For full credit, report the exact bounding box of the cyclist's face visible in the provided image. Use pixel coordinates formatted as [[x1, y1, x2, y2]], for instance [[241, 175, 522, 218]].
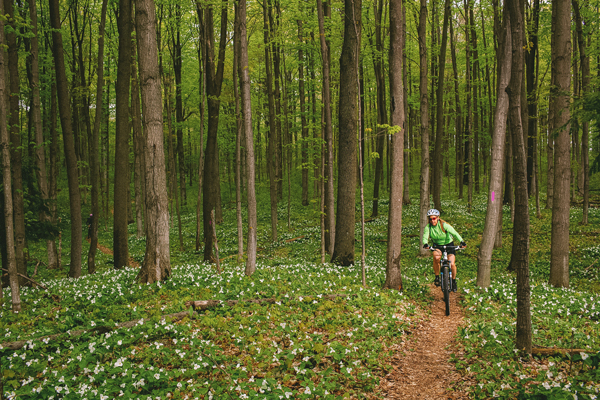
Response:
[[429, 216, 439, 225]]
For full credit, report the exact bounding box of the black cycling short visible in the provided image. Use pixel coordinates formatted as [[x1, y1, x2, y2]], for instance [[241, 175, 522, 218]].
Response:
[[432, 243, 456, 256]]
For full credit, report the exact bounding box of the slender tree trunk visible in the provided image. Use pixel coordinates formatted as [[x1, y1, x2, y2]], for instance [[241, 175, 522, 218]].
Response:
[[385, 0, 405, 291], [418, 0, 430, 257], [134, 0, 171, 283], [236, 0, 257, 275], [262, 0, 278, 242], [298, 20, 309, 207], [477, 3, 511, 288], [450, 19, 463, 200], [48, 83, 59, 270], [233, 6, 244, 262], [199, 1, 228, 261], [371, 0, 387, 218], [316, 0, 335, 255], [331, 0, 361, 266], [0, 0, 20, 311], [114, 0, 132, 269], [4, 0, 27, 284], [173, 6, 186, 206], [88, 0, 109, 274], [49, 0, 83, 278], [131, 24, 146, 239], [573, 0, 590, 225], [402, 3, 410, 206], [549, 0, 571, 288], [432, 0, 451, 211]]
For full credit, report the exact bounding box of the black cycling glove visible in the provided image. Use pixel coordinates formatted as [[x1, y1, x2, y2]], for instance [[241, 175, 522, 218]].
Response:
[[423, 244, 429, 249], [460, 241, 466, 247]]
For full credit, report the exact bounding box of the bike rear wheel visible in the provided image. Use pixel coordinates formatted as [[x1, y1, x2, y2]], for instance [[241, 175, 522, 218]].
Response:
[[442, 266, 450, 316]]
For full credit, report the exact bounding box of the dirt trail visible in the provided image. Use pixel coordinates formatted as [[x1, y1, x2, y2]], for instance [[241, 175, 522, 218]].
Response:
[[379, 284, 468, 399], [86, 238, 140, 268]]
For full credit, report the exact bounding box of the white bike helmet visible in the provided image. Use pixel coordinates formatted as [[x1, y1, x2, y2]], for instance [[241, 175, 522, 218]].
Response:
[[427, 209, 440, 217]]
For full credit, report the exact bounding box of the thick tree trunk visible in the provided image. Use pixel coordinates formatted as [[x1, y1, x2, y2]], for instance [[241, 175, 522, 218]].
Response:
[[385, 0, 405, 291], [549, 0, 571, 288], [131, 28, 146, 239], [114, 0, 132, 269], [49, 0, 83, 279], [477, 4, 511, 288], [331, 0, 361, 266], [134, 0, 171, 283], [418, 0, 430, 257], [316, 0, 335, 255], [506, 0, 531, 354]]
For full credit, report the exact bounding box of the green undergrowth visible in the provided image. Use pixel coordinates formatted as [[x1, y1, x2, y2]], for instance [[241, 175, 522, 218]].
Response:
[[2, 195, 600, 399]]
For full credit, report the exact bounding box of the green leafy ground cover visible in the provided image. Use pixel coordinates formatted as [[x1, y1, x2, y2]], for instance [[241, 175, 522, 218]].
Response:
[[2, 195, 600, 399]]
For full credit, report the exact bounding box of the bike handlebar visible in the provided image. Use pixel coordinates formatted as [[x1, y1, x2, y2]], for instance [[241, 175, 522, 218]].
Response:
[[426, 244, 464, 251]]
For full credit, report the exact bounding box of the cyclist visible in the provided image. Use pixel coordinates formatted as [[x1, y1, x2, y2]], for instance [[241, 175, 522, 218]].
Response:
[[422, 209, 466, 292]]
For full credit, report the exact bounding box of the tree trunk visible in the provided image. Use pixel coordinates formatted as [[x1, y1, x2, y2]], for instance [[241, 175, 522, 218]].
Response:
[[173, 6, 186, 206], [331, 0, 361, 266], [134, 0, 171, 283], [371, 0, 387, 218], [432, 0, 451, 212], [236, 0, 257, 275], [573, 0, 589, 225], [0, 0, 20, 311], [549, 0, 571, 288], [262, 0, 278, 242], [88, 0, 109, 274], [316, 0, 335, 255], [131, 24, 146, 239], [506, 0, 531, 354], [199, 1, 228, 261], [418, 0, 430, 257], [233, 6, 244, 263], [477, 3, 511, 288], [4, 0, 28, 285], [384, 0, 405, 291], [49, 0, 83, 279], [114, 0, 132, 269], [298, 20, 309, 207]]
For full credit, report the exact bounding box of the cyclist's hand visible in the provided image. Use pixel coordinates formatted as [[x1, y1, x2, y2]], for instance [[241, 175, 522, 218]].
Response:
[[460, 241, 466, 249], [423, 244, 430, 250]]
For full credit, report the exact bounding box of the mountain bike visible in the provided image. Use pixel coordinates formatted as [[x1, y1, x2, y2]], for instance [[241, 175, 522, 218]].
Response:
[[429, 244, 463, 316]]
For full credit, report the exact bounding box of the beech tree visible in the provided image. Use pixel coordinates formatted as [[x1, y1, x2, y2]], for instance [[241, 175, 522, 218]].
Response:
[[549, 0, 571, 288], [135, 0, 171, 283]]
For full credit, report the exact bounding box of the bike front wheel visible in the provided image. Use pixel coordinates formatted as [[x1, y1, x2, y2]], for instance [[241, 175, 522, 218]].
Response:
[[442, 266, 450, 316]]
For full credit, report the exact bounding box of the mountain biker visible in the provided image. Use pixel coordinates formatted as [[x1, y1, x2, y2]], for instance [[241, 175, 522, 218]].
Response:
[[422, 209, 466, 292]]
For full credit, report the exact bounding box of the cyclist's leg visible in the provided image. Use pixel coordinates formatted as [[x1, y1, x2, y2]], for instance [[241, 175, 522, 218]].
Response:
[[433, 249, 442, 275], [449, 254, 457, 279]]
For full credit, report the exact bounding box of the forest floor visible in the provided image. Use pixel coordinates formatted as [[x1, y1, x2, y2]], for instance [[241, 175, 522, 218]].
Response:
[[379, 284, 470, 399], [86, 237, 140, 268]]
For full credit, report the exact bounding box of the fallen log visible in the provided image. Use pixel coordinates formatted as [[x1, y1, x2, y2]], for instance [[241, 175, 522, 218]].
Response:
[[532, 347, 596, 357], [1, 268, 51, 292]]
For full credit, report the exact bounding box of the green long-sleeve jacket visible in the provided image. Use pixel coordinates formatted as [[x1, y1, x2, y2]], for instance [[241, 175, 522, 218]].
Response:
[[422, 221, 464, 246]]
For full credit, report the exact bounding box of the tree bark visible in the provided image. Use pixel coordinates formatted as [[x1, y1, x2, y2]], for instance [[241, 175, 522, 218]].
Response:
[[134, 0, 171, 283], [298, 20, 309, 207], [233, 6, 244, 263], [131, 23, 146, 239], [88, 0, 109, 274], [114, 0, 132, 269], [418, 0, 430, 257], [0, 0, 20, 311], [477, 3, 511, 288], [384, 0, 405, 291], [331, 0, 361, 266], [49, 0, 83, 279], [506, 0, 531, 354], [236, 0, 257, 275], [432, 0, 451, 212], [549, 0, 571, 288], [316, 0, 335, 255], [199, 0, 228, 261]]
